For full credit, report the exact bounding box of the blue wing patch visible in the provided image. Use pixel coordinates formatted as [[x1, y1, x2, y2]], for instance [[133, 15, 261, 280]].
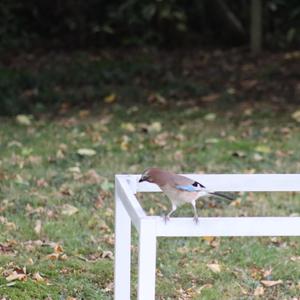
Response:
[[175, 185, 198, 192]]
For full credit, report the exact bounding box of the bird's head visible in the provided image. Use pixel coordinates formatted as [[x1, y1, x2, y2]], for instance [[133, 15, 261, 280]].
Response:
[[139, 168, 157, 183]]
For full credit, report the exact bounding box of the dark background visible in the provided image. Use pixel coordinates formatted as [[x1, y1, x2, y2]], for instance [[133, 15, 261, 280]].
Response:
[[0, 0, 299, 115]]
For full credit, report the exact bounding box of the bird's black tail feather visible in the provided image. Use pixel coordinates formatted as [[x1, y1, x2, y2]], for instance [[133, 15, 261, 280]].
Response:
[[209, 192, 234, 201]]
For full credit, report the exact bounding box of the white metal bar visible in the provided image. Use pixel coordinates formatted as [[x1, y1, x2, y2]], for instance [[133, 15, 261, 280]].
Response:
[[116, 175, 146, 231], [137, 219, 157, 300], [136, 174, 300, 192], [114, 182, 132, 300], [153, 217, 300, 237]]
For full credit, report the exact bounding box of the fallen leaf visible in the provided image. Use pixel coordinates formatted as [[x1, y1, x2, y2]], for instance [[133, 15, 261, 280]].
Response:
[[291, 110, 300, 122], [5, 267, 27, 282], [255, 145, 271, 154], [201, 93, 220, 102], [146, 122, 162, 133], [101, 250, 114, 259], [104, 93, 117, 103], [26, 258, 34, 265], [153, 132, 169, 147], [253, 153, 264, 161], [34, 220, 42, 235], [6, 271, 27, 282], [241, 80, 258, 89], [54, 244, 64, 254], [290, 256, 300, 261], [61, 204, 79, 216], [78, 110, 90, 118], [147, 93, 167, 105], [229, 198, 241, 207], [196, 283, 213, 295], [205, 138, 219, 144], [33, 272, 45, 282], [254, 286, 264, 296], [104, 281, 114, 292], [83, 169, 103, 184], [204, 113, 216, 121], [46, 253, 60, 260], [16, 115, 32, 126], [120, 135, 130, 151], [68, 167, 81, 174], [207, 263, 221, 273], [60, 254, 68, 261], [261, 280, 283, 287], [121, 122, 136, 132], [77, 148, 96, 156]]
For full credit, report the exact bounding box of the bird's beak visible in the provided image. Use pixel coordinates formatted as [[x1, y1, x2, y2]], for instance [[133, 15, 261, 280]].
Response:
[[139, 177, 144, 183]]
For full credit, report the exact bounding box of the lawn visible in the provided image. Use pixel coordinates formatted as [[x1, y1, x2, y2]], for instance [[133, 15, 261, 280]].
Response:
[[0, 50, 299, 299]]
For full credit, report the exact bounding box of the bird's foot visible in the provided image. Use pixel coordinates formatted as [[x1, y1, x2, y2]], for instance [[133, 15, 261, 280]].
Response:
[[162, 214, 170, 224], [193, 216, 199, 224]]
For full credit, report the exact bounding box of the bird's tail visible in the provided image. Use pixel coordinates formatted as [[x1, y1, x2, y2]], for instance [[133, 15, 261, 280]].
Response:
[[209, 192, 234, 201]]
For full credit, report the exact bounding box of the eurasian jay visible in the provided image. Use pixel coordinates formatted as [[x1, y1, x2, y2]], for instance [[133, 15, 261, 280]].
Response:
[[139, 167, 232, 223]]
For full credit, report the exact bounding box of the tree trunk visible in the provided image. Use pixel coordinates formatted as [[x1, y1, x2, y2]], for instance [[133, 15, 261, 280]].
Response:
[[250, 0, 262, 54]]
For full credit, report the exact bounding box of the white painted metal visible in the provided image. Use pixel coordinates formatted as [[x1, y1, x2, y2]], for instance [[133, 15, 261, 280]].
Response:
[[136, 174, 300, 192], [114, 174, 300, 300], [114, 182, 132, 300], [137, 219, 157, 300], [116, 176, 146, 231], [152, 217, 300, 237]]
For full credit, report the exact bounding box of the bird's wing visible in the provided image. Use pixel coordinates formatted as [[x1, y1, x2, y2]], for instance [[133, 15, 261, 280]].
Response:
[[170, 174, 203, 192], [175, 185, 200, 192]]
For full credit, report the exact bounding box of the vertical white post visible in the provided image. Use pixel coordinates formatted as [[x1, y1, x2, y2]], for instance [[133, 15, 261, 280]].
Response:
[[137, 219, 157, 300], [114, 180, 131, 300]]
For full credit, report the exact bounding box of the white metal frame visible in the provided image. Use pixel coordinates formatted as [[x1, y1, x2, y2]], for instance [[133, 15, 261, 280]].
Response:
[[114, 174, 300, 300]]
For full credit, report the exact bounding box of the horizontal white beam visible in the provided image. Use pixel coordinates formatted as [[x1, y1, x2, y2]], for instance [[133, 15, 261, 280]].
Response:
[[115, 175, 146, 231], [135, 174, 300, 192], [152, 217, 300, 237]]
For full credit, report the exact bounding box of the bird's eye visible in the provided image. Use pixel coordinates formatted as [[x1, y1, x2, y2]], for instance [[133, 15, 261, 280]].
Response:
[[192, 181, 205, 188]]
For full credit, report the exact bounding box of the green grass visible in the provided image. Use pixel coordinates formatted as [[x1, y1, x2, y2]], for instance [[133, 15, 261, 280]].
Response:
[[0, 51, 300, 299]]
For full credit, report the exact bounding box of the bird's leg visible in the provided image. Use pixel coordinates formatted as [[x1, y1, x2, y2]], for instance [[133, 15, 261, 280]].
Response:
[[192, 201, 199, 224], [163, 203, 177, 223]]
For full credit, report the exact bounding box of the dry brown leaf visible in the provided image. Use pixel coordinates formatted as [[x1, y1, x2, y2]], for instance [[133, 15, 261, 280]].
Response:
[[261, 280, 283, 287], [60, 254, 68, 261], [83, 170, 103, 184], [149, 121, 162, 132], [207, 263, 221, 273], [78, 110, 90, 119], [77, 148, 96, 156], [101, 250, 114, 260], [34, 220, 42, 234], [196, 283, 213, 295], [16, 115, 32, 126], [202, 93, 220, 102], [153, 132, 169, 147], [61, 204, 78, 216], [254, 286, 264, 296], [121, 122, 136, 132], [5, 267, 27, 282], [36, 178, 48, 187], [291, 110, 300, 122], [204, 113, 216, 121], [6, 271, 27, 282], [46, 253, 60, 260], [290, 256, 300, 261], [120, 135, 130, 151], [33, 272, 45, 282], [54, 244, 64, 254], [104, 93, 117, 104]]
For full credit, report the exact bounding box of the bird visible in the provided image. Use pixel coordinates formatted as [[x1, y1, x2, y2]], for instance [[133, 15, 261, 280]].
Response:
[[139, 167, 233, 223]]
